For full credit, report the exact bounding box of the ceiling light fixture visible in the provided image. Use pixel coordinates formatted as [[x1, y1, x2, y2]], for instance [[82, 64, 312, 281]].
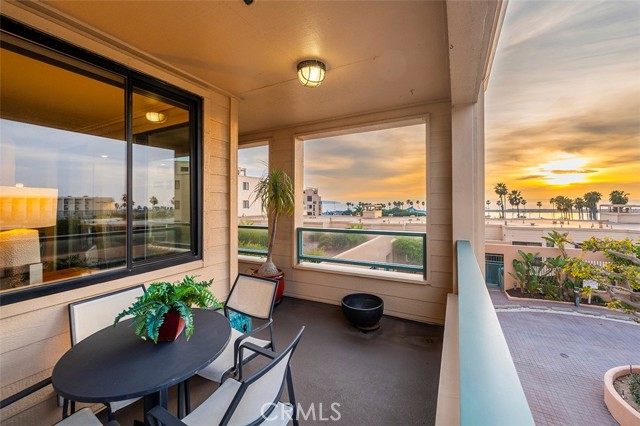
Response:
[[146, 112, 167, 123], [297, 60, 326, 88]]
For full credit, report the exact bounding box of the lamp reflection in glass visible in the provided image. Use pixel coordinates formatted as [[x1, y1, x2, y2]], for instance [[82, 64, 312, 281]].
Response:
[[145, 112, 167, 123], [0, 185, 58, 289], [297, 60, 326, 88]]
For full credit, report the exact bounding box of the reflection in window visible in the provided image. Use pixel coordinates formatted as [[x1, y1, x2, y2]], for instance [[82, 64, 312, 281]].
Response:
[[0, 30, 199, 295], [132, 92, 192, 262]]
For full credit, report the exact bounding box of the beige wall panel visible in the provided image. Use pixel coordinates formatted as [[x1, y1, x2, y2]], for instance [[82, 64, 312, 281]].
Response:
[[431, 255, 454, 273], [210, 123, 230, 143], [208, 141, 231, 160], [431, 146, 453, 163], [430, 224, 452, 240], [0, 388, 60, 426], [1, 305, 68, 354], [431, 177, 452, 194], [204, 174, 229, 195], [290, 268, 448, 302], [429, 208, 453, 225], [1, 334, 68, 388], [430, 161, 453, 178], [207, 192, 230, 211], [210, 103, 231, 125], [208, 156, 230, 177], [284, 280, 446, 324], [205, 210, 229, 228]]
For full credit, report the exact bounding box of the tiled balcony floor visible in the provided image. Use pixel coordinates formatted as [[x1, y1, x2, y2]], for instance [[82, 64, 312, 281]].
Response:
[[114, 297, 443, 425], [492, 289, 640, 426]]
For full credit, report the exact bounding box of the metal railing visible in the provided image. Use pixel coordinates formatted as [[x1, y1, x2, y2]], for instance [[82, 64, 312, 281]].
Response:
[[238, 225, 268, 256], [457, 240, 534, 425], [297, 227, 426, 279]]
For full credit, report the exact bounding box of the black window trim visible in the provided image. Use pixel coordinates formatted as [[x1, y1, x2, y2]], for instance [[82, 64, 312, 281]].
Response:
[[0, 16, 204, 306]]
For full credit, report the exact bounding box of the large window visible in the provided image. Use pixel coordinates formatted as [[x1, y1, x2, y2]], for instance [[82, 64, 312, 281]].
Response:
[[0, 20, 202, 302], [300, 120, 427, 278]]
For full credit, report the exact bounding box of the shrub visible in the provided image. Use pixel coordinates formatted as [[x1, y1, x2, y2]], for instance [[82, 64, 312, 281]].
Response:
[[392, 237, 423, 265], [318, 233, 367, 252], [238, 228, 268, 249], [629, 373, 640, 405]]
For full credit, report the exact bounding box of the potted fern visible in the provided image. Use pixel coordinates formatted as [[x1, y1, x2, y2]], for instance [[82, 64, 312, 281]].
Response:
[[114, 275, 220, 343], [251, 169, 295, 303]]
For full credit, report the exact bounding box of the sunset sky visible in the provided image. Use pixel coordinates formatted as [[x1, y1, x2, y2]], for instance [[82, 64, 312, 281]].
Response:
[[240, 0, 639, 210], [485, 0, 640, 206]]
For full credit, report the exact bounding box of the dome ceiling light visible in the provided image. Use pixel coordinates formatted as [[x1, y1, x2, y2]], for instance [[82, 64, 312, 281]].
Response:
[[297, 60, 326, 88]]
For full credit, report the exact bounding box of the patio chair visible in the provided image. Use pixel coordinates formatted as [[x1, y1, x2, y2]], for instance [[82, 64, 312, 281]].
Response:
[[54, 407, 119, 426], [65, 285, 145, 420], [146, 326, 305, 426], [196, 273, 278, 384]]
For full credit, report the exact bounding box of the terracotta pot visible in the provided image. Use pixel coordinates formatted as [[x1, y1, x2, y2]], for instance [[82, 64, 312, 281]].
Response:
[[250, 269, 285, 305], [157, 309, 186, 342]]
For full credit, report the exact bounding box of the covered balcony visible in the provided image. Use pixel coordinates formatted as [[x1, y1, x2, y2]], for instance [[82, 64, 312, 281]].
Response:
[[0, 1, 533, 425]]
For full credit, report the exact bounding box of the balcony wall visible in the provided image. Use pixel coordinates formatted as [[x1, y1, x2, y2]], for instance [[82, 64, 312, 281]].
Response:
[[240, 102, 453, 325], [0, 6, 236, 425]]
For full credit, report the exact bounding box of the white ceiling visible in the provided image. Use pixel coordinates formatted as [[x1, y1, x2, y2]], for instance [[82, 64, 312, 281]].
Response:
[[29, 0, 453, 135]]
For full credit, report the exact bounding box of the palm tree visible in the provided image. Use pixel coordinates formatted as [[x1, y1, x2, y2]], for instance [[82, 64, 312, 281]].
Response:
[[521, 199, 527, 218], [494, 183, 508, 219], [549, 197, 557, 219], [507, 190, 521, 218], [421, 201, 425, 209], [486, 200, 491, 213], [536, 201, 542, 218], [583, 191, 602, 220], [387, 202, 392, 209], [609, 190, 630, 212], [149, 195, 158, 209], [574, 197, 585, 220]]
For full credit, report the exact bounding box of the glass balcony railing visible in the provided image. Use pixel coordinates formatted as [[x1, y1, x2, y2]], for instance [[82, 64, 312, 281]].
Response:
[[297, 227, 426, 279], [238, 225, 268, 257]]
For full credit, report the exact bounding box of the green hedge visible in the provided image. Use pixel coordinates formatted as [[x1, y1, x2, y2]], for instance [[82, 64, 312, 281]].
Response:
[[238, 228, 268, 250], [392, 237, 423, 265]]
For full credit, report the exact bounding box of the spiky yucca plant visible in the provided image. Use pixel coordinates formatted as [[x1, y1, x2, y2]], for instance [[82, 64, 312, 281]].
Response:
[[253, 169, 295, 277], [114, 276, 220, 343]]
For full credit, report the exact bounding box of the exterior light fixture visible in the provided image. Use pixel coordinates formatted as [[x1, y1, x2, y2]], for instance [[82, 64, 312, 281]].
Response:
[[145, 112, 167, 123], [297, 60, 326, 88]]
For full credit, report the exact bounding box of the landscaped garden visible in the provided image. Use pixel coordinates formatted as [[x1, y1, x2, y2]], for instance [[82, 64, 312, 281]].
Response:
[[507, 231, 640, 318]]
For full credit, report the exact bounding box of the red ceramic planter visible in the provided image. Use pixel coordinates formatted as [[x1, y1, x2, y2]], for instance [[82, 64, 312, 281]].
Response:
[[157, 309, 186, 342]]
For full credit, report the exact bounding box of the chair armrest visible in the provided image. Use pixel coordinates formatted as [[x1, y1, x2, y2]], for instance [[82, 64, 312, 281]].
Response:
[[237, 341, 278, 379], [146, 405, 187, 426], [239, 341, 278, 360], [232, 319, 273, 360]]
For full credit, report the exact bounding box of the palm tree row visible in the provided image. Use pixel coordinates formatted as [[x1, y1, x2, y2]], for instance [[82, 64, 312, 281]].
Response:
[[491, 184, 631, 220]]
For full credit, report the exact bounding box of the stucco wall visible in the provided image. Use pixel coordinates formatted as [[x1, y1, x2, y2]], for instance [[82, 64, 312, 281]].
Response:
[[239, 102, 453, 325], [0, 6, 235, 425]]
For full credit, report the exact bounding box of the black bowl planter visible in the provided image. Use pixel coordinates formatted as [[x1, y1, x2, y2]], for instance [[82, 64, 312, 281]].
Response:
[[341, 293, 384, 332]]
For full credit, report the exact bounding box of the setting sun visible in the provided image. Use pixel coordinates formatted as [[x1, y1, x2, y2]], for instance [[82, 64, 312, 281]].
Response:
[[538, 156, 594, 186]]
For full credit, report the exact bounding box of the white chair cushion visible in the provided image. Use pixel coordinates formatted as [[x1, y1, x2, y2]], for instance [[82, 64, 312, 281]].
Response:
[[196, 327, 271, 383], [55, 408, 102, 426], [109, 397, 140, 413], [182, 378, 292, 426], [181, 379, 241, 426]]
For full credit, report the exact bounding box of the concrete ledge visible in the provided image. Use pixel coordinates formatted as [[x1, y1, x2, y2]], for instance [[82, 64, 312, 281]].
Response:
[[603, 365, 640, 426]]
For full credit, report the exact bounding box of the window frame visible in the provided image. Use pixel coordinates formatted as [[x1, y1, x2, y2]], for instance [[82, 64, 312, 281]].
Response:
[[0, 16, 204, 306]]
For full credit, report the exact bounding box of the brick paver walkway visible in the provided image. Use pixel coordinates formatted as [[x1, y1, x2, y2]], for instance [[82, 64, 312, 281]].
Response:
[[490, 289, 640, 426]]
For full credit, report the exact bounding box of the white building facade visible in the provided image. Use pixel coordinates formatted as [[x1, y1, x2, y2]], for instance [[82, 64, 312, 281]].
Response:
[[303, 188, 322, 216], [237, 168, 264, 218]]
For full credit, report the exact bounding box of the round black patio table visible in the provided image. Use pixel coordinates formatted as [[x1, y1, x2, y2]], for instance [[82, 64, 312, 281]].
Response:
[[52, 308, 230, 421]]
